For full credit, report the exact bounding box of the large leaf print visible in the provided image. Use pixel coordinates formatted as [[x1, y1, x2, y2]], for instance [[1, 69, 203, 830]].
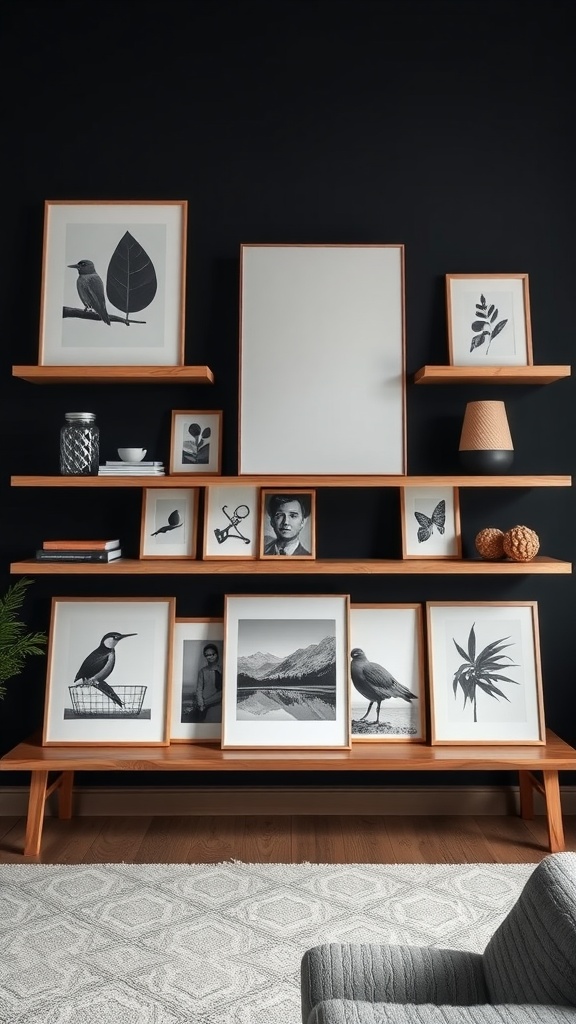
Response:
[[106, 231, 157, 314]]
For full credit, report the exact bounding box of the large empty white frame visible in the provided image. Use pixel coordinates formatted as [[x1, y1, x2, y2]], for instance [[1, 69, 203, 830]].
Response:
[[239, 244, 406, 475]]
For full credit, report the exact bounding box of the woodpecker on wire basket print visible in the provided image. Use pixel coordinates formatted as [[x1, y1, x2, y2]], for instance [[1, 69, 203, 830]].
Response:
[[69, 630, 147, 717]]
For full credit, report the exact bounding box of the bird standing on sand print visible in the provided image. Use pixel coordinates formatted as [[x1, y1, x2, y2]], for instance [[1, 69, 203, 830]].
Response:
[[73, 631, 136, 708], [68, 259, 111, 325], [350, 647, 418, 725]]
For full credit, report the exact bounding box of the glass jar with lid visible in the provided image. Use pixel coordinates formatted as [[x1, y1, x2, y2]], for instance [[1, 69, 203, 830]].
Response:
[[60, 412, 100, 476]]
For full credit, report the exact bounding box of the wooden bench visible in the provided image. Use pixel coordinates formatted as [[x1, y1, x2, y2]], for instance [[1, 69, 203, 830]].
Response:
[[2, 729, 576, 857]]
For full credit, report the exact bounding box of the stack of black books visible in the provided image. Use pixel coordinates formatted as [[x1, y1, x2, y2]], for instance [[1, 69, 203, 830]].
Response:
[[35, 539, 122, 563]]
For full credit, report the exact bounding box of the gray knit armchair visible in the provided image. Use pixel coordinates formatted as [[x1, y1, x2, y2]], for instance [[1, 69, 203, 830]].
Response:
[[301, 853, 576, 1024]]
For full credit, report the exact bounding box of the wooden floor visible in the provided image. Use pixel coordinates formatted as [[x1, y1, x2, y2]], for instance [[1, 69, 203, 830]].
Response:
[[0, 814, 575, 864]]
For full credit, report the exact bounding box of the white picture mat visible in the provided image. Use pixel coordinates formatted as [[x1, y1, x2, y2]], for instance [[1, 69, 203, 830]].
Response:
[[44, 599, 173, 744], [223, 594, 350, 748], [427, 603, 543, 743], [447, 276, 529, 366], [40, 202, 186, 365], [350, 605, 425, 740], [170, 619, 224, 741], [239, 245, 405, 474], [203, 485, 259, 558], [141, 489, 197, 557], [401, 487, 460, 558]]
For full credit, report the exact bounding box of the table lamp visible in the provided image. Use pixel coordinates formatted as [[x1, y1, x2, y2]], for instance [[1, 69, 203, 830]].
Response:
[[459, 400, 514, 473]]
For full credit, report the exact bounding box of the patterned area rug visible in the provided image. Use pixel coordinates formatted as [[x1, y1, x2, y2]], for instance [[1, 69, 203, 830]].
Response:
[[0, 861, 536, 1024]]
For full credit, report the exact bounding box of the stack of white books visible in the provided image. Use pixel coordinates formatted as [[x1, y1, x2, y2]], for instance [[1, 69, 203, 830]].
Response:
[[98, 460, 165, 476]]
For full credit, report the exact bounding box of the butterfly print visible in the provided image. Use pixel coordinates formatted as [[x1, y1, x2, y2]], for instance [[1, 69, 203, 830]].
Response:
[[414, 499, 446, 543]]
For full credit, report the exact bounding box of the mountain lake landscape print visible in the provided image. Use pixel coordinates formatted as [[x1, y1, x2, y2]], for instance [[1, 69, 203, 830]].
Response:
[[236, 618, 337, 721]]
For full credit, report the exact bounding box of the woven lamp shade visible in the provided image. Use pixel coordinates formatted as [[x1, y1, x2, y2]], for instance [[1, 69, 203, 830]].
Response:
[[459, 401, 513, 451], [459, 400, 514, 473]]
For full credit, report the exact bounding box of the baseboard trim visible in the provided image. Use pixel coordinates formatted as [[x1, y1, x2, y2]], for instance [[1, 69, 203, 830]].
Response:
[[0, 785, 575, 817]]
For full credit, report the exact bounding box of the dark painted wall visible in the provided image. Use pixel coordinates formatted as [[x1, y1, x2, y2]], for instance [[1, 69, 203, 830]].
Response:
[[1, 0, 574, 788]]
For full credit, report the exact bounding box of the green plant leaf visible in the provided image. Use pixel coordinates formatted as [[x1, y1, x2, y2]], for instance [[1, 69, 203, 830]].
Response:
[[0, 578, 47, 692]]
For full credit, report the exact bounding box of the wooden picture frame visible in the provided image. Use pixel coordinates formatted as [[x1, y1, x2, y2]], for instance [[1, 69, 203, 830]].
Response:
[[222, 593, 351, 749], [170, 618, 224, 742], [400, 486, 462, 559], [350, 604, 426, 742], [169, 410, 222, 475], [446, 273, 533, 367], [140, 488, 198, 559], [202, 484, 260, 559], [259, 489, 316, 559], [239, 244, 406, 474], [38, 200, 187, 366], [43, 597, 175, 746], [426, 601, 545, 745]]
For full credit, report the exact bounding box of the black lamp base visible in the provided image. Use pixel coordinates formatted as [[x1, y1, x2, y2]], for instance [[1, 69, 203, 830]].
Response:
[[459, 450, 514, 474]]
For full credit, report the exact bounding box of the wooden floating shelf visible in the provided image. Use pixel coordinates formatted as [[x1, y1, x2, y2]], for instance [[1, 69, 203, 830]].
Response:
[[414, 365, 571, 385], [12, 365, 215, 385], [10, 474, 572, 488], [10, 556, 571, 575]]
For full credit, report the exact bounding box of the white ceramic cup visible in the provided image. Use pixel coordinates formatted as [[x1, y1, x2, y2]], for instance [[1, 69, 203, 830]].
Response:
[[118, 447, 147, 462]]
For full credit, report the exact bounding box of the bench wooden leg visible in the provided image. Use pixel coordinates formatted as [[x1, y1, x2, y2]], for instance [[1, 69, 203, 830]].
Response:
[[518, 770, 534, 819], [58, 771, 74, 819], [543, 770, 565, 853], [24, 771, 49, 857]]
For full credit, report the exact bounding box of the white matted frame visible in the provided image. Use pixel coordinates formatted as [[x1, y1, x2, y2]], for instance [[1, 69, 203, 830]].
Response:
[[426, 601, 545, 745], [260, 489, 316, 559], [43, 597, 175, 746], [446, 273, 533, 366], [400, 486, 462, 559], [39, 200, 187, 366], [350, 604, 426, 742], [239, 244, 406, 474], [170, 618, 224, 742], [169, 410, 222, 475], [203, 484, 259, 559], [222, 594, 350, 749], [140, 488, 198, 559]]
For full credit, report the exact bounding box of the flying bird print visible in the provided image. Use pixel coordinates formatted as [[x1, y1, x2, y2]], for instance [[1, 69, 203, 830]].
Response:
[[68, 259, 111, 325], [151, 509, 183, 536], [350, 647, 418, 725], [414, 499, 445, 543], [73, 631, 136, 708]]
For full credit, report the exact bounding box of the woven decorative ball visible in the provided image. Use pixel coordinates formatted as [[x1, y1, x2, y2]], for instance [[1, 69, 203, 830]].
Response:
[[475, 527, 506, 560], [503, 524, 540, 562]]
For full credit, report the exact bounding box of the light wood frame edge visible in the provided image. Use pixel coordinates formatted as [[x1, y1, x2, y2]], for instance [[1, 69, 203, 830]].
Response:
[[425, 600, 545, 745], [42, 595, 176, 747], [169, 409, 223, 476], [38, 200, 188, 367], [258, 488, 317, 559], [139, 487, 199, 559], [221, 592, 351, 750], [445, 272, 533, 367], [350, 603, 427, 743]]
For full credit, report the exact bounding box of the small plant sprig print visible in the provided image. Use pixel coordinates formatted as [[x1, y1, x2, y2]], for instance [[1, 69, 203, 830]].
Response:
[[183, 422, 211, 464], [470, 294, 508, 354], [452, 623, 519, 723]]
